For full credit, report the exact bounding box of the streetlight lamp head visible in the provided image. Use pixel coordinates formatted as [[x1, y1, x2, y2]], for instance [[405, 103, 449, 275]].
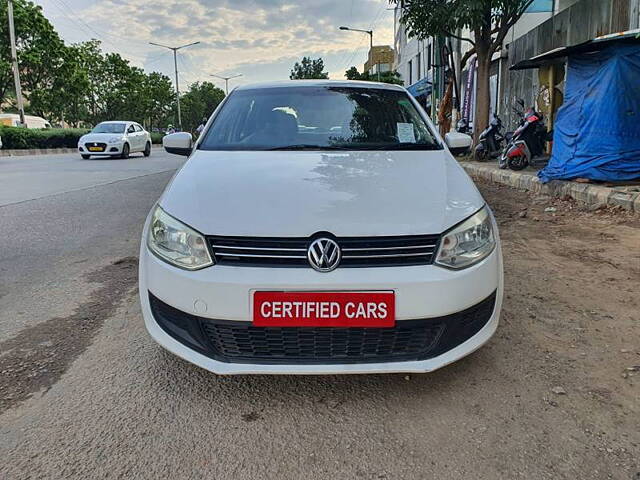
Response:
[[339, 26, 349, 30]]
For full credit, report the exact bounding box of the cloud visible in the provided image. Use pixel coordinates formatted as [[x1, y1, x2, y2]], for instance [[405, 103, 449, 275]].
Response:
[[39, 0, 394, 86]]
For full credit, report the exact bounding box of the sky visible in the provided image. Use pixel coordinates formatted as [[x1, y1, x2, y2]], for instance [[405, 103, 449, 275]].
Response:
[[36, 0, 395, 91]]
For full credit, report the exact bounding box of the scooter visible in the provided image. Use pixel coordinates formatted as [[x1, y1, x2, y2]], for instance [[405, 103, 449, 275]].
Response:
[[474, 114, 505, 162], [500, 103, 551, 171], [456, 118, 471, 135]]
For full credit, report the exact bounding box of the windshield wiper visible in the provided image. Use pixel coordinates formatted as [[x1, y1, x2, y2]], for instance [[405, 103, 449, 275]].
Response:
[[267, 144, 350, 151], [366, 143, 442, 151]]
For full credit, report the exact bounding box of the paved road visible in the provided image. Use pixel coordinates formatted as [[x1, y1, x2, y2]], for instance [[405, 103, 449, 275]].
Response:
[[0, 148, 180, 207], [1, 155, 638, 479], [0, 150, 185, 343]]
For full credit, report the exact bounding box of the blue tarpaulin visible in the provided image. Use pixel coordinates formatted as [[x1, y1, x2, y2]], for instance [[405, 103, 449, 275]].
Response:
[[539, 43, 640, 183]]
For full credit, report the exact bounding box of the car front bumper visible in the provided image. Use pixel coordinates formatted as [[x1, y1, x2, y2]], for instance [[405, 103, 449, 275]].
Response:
[[78, 142, 124, 155], [139, 228, 503, 375]]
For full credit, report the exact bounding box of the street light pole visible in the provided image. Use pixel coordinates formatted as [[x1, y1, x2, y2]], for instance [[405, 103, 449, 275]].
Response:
[[7, 0, 26, 126], [210, 73, 243, 95], [339, 26, 379, 81], [149, 41, 200, 130]]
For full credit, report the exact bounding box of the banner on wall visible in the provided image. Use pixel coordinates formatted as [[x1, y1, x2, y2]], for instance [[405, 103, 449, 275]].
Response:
[[461, 56, 477, 122]]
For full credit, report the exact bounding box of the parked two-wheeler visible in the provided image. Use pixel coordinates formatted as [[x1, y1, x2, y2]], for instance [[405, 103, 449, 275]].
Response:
[[456, 118, 471, 135], [500, 102, 552, 171], [474, 114, 505, 162]]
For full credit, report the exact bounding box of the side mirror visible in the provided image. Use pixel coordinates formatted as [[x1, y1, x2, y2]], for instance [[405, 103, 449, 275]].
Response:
[[163, 132, 193, 156], [444, 132, 472, 156]]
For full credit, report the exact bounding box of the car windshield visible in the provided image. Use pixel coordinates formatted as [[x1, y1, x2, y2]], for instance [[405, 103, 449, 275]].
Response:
[[199, 86, 441, 151], [92, 123, 126, 134]]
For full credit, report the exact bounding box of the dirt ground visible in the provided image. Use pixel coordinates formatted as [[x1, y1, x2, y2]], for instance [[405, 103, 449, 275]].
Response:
[[474, 178, 640, 477], [1, 177, 639, 480]]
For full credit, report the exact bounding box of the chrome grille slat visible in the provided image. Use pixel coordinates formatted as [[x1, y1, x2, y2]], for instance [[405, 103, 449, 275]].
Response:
[[216, 253, 307, 259], [342, 252, 433, 259], [212, 245, 306, 252], [342, 245, 436, 252], [207, 235, 440, 268]]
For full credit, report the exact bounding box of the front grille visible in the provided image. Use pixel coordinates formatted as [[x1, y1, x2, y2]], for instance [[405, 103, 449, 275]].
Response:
[[149, 291, 496, 365], [85, 142, 107, 152], [202, 322, 445, 362], [208, 235, 440, 268]]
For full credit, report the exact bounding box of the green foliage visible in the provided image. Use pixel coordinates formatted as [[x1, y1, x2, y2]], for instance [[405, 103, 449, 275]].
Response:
[[0, 1, 176, 130], [391, 0, 534, 137], [344, 66, 403, 85], [290, 57, 329, 80], [150, 132, 164, 144], [178, 81, 225, 132], [391, 0, 534, 49], [0, 126, 89, 149]]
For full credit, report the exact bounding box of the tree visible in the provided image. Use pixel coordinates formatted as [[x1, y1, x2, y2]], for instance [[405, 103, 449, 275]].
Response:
[[0, 1, 182, 129], [290, 57, 329, 80], [178, 81, 225, 132], [344, 66, 403, 85], [392, 0, 534, 139], [0, 0, 66, 110], [141, 72, 175, 130]]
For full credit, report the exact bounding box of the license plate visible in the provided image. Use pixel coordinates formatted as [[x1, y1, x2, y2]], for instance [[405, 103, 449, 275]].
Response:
[[253, 291, 395, 328], [88, 146, 103, 151]]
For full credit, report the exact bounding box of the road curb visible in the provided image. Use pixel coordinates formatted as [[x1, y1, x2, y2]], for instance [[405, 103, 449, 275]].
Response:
[[0, 145, 164, 157], [461, 161, 640, 214]]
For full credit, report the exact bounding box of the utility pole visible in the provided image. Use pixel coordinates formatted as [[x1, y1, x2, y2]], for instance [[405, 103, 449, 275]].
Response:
[[339, 26, 379, 81], [7, 0, 26, 126], [210, 73, 243, 95], [149, 41, 200, 130]]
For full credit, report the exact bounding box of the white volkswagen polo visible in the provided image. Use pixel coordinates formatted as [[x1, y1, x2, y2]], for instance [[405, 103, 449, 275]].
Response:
[[140, 80, 503, 375]]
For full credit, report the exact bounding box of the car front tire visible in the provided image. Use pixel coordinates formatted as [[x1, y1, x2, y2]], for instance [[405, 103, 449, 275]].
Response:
[[120, 143, 130, 159], [143, 142, 151, 157]]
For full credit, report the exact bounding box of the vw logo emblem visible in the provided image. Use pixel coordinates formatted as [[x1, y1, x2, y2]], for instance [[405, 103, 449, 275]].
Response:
[[307, 238, 341, 272]]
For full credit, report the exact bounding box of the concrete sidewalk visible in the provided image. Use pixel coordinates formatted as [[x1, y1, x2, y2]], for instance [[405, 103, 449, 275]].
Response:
[[461, 161, 640, 213]]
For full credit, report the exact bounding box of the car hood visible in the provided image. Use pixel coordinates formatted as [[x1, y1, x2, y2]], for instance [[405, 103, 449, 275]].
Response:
[[160, 150, 485, 237], [80, 133, 124, 142]]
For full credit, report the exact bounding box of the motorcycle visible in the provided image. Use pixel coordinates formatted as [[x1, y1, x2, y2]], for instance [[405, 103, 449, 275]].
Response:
[[500, 101, 552, 171], [456, 117, 471, 135], [474, 114, 505, 162]]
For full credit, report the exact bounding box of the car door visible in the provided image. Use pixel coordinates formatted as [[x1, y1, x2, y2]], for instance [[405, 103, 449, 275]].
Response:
[[125, 124, 137, 150], [135, 124, 148, 150]]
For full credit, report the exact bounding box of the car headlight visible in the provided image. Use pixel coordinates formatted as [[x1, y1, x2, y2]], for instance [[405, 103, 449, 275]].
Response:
[[108, 137, 123, 144], [435, 206, 495, 269], [147, 206, 213, 270]]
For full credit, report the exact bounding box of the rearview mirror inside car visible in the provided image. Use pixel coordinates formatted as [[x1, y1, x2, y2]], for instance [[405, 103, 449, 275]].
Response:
[[163, 132, 193, 156], [444, 132, 472, 156]]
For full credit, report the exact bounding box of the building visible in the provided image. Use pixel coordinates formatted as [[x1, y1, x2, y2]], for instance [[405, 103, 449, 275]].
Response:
[[364, 45, 395, 77], [393, 8, 434, 90], [393, 0, 639, 128]]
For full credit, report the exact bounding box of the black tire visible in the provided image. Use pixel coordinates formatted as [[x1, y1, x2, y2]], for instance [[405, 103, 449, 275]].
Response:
[[120, 143, 130, 159], [508, 155, 528, 171], [143, 142, 151, 157], [474, 145, 488, 162], [81, 154, 91, 160]]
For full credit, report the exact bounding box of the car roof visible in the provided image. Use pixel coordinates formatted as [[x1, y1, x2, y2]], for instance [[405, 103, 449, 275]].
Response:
[[234, 79, 406, 92], [98, 120, 134, 124]]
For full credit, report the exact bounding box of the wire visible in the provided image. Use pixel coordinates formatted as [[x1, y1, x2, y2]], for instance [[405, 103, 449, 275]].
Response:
[[45, 0, 150, 61], [336, 0, 388, 73], [145, 51, 171, 66], [55, 0, 151, 49]]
